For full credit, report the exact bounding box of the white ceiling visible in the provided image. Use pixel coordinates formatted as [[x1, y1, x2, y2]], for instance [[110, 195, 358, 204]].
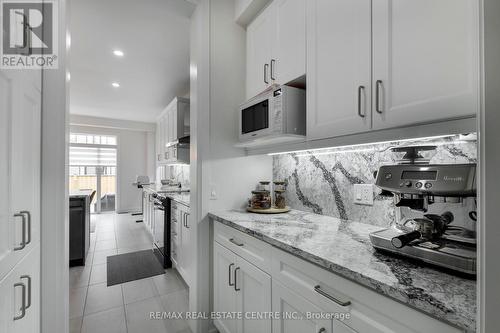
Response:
[[69, 0, 195, 122]]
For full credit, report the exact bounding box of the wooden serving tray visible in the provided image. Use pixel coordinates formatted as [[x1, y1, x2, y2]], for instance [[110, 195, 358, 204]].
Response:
[[246, 206, 291, 214]]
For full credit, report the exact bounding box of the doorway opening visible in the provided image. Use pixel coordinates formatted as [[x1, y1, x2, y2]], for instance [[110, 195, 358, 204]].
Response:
[[69, 133, 117, 213]]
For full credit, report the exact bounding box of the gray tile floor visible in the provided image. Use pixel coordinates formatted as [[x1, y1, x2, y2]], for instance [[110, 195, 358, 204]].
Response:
[[69, 212, 191, 333]]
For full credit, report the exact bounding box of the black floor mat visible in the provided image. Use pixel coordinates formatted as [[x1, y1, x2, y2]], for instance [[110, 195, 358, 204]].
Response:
[[106, 250, 165, 286]]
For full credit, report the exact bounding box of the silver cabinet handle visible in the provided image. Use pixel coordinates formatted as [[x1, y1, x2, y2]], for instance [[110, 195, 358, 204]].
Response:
[[318, 328, 326, 333], [375, 80, 383, 113], [234, 267, 241, 291], [270, 59, 276, 80], [264, 64, 269, 84], [185, 213, 190, 229], [165, 151, 169, 160], [14, 213, 27, 251], [13, 282, 26, 320], [157, 154, 161, 161], [357, 86, 365, 118], [314, 285, 351, 307], [229, 238, 244, 247], [20, 275, 31, 309], [20, 211, 31, 245], [228, 263, 235, 286]]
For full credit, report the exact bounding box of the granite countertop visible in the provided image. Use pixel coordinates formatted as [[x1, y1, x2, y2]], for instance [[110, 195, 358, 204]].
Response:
[[208, 209, 476, 332], [142, 184, 190, 207], [168, 193, 190, 207], [69, 189, 94, 198]]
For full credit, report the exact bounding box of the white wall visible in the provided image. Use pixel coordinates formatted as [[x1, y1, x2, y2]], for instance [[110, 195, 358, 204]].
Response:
[[70, 117, 155, 213], [189, 1, 272, 332]]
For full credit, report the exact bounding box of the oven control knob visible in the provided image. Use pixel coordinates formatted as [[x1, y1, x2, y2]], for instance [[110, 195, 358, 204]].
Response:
[[415, 182, 423, 189], [404, 181, 412, 188], [425, 183, 433, 189]]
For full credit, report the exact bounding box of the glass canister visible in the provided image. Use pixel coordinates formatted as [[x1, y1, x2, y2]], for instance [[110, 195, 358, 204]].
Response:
[[251, 190, 272, 209], [274, 189, 286, 209], [273, 181, 287, 209], [251, 181, 271, 209]]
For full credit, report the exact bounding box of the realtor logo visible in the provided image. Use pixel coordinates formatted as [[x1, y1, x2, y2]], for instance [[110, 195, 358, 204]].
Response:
[[1, 0, 58, 69]]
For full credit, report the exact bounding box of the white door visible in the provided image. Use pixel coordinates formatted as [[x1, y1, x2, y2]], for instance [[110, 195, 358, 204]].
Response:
[[272, 280, 333, 333], [275, 0, 306, 85], [307, 0, 372, 140], [246, 4, 276, 99], [213, 242, 237, 333], [10, 246, 40, 333], [0, 70, 41, 281], [0, 245, 40, 333], [178, 206, 191, 285], [235, 256, 272, 333], [372, 0, 479, 129]]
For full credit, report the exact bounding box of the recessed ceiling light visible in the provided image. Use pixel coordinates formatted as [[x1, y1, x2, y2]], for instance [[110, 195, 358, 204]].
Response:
[[112, 82, 120, 88], [113, 50, 124, 57]]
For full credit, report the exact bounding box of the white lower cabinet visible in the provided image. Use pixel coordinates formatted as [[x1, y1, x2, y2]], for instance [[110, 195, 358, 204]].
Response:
[[176, 203, 191, 285], [212, 221, 463, 333], [0, 246, 40, 333], [272, 280, 355, 333], [213, 242, 272, 333]]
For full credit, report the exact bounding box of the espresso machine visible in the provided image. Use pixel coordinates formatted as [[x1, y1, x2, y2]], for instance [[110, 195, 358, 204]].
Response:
[[369, 146, 477, 275]]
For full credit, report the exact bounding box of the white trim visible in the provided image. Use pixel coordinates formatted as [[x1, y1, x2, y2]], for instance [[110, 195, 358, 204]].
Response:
[[70, 114, 156, 132], [40, 0, 69, 332]]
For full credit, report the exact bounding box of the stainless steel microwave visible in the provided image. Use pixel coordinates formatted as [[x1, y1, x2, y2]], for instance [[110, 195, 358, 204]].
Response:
[[238, 85, 306, 142]]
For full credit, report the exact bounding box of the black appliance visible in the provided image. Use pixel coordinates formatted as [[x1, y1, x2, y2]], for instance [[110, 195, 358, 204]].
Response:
[[151, 193, 173, 269]]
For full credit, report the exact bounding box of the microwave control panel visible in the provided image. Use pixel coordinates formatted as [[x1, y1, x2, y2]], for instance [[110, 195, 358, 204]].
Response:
[[272, 89, 283, 133]]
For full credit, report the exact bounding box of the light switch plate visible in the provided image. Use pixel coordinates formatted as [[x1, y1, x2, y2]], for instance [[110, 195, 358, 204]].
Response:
[[209, 184, 218, 200], [353, 184, 374, 206]]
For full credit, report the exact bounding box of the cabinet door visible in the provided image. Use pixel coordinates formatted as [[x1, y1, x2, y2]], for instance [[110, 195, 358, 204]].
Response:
[[0, 247, 40, 333], [274, 0, 306, 85], [213, 242, 237, 333], [306, 0, 372, 140], [235, 256, 272, 333], [10, 247, 40, 333], [372, 0, 479, 129], [246, 4, 276, 99], [272, 280, 332, 333], [0, 71, 41, 280], [178, 208, 191, 285]]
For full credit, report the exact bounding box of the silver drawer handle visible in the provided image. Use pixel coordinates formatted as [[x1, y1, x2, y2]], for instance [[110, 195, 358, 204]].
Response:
[[20, 211, 31, 245], [357, 85, 365, 118], [234, 267, 241, 291], [14, 213, 27, 251], [20, 275, 31, 309], [375, 79, 383, 114], [314, 285, 351, 307], [228, 263, 235, 286], [229, 238, 244, 247], [13, 282, 26, 320]]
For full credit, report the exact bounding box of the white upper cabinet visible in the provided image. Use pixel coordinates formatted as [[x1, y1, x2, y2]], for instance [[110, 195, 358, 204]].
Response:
[[305, 0, 479, 142], [246, 5, 276, 99], [274, 0, 306, 85], [372, 0, 479, 130], [246, 0, 306, 99], [306, 0, 372, 140], [156, 97, 190, 165]]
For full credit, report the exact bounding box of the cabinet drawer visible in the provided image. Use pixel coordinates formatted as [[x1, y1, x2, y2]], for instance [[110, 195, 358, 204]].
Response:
[[214, 222, 272, 274], [271, 248, 462, 333]]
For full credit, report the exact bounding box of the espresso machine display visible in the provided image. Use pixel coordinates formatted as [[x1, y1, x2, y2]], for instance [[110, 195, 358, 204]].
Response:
[[369, 146, 477, 275]]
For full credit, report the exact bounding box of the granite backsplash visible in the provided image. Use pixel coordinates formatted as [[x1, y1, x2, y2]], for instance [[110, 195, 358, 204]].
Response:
[[272, 134, 477, 227]]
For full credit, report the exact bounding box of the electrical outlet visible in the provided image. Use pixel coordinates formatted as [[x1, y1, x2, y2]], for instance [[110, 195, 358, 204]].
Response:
[[209, 184, 218, 200], [354, 184, 374, 206]]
